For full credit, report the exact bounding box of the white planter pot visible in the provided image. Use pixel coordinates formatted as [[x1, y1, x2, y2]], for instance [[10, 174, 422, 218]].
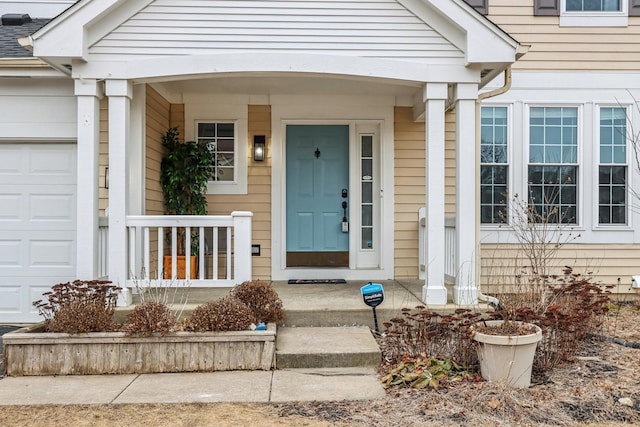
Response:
[[473, 320, 542, 388]]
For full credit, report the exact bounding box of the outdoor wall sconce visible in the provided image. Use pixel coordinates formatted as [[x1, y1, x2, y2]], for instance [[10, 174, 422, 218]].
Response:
[[254, 135, 265, 161], [104, 166, 109, 189], [315, 147, 321, 158]]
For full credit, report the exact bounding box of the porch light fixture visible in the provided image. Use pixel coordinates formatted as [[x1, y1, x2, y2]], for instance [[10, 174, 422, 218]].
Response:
[[104, 166, 109, 189], [253, 135, 265, 161]]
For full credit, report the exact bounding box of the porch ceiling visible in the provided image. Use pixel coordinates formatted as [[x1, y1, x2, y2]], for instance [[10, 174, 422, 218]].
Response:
[[153, 73, 423, 100]]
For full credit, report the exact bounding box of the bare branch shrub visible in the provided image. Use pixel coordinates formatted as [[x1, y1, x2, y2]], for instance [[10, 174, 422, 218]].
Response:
[[230, 280, 286, 324], [32, 280, 120, 333], [186, 296, 257, 332], [380, 307, 481, 368], [486, 195, 611, 371], [121, 301, 177, 336], [131, 275, 190, 323]]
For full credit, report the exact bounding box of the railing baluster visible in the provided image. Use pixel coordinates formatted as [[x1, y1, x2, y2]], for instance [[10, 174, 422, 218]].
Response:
[[158, 226, 164, 280], [171, 226, 177, 280], [143, 227, 150, 280], [226, 227, 232, 280], [198, 226, 205, 280], [185, 226, 191, 280], [127, 227, 135, 280], [213, 226, 219, 280]]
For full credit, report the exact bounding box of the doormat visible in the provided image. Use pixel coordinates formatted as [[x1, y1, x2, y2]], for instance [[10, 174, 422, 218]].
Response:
[[288, 279, 347, 284]]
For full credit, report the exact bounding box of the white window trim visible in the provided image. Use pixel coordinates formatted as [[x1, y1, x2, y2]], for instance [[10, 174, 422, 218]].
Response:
[[592, 104, 634, 230], [184, 103, 248, 195], [560, 0, 628, 27]]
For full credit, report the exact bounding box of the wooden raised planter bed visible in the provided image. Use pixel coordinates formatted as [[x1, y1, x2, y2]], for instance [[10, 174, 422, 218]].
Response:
[[3, 323, 276, 376]]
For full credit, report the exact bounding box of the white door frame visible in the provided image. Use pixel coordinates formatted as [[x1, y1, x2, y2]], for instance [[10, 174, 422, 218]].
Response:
[[270, 95, 395, 280]]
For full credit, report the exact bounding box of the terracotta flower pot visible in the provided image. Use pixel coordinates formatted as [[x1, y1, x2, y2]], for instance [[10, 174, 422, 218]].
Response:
[[163, 255, 197, 279], [473, 320, 542, 388]]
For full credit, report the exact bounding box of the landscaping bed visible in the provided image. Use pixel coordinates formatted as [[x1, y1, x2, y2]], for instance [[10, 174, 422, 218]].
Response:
[[3, 323, 276, 376]]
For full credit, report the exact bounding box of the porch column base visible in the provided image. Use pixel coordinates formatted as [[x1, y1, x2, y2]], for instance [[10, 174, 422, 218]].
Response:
[[117, 287, 132, 307], [452, 286, 478, 306], [422, 285, 447, 306]]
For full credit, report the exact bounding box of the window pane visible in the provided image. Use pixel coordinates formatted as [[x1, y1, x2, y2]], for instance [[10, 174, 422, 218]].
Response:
[[217, 123, 234, 138], [362, 205, 372, 227], [528, 165, 578, 224], [362, 182, 372, 203], [361, 228, 373, 250], [568, 0, 620, 11], [480, 165, 508, 224], [362, 136, 373, 157], [598, 166, 627, 225], [611, 206, 626, 224], [198, 123, 217, 137], [362, 159, 372, 179]]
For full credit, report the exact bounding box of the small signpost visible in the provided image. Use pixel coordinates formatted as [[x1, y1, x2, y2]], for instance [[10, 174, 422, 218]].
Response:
[[361, 282, 384, 332]]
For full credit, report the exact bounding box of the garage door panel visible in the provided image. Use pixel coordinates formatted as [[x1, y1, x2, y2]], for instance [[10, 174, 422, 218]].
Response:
[[0, 144, 77, 322], [0, 193, 21, 220], [0, 145, 76, 185], [0, 232, 75, 273], [0, 239, 21, 266], [0, 147, 23, 177], [30, 193, 75, 223], [30, 239, 74, 267], [0, 187, 76, 229], [0, 281, 66, 323]]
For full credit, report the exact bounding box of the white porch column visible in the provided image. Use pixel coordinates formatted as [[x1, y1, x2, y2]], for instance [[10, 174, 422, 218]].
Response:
[[105, 80, 132, 287], [75, 79, 103, 279], [232, 211, 253, 283], [422, 83, 448, 305], [453, 83, 479, 305]]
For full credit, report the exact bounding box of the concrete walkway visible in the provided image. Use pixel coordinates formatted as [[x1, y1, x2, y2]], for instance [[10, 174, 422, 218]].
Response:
[[0, 368, 385, 405]]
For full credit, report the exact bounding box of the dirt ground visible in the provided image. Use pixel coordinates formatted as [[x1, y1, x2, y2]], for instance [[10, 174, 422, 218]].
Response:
[[1, 303, 639, 427]]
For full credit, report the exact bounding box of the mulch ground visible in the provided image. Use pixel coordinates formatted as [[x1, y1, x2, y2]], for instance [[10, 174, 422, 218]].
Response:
[[270, 302, 640, 426]]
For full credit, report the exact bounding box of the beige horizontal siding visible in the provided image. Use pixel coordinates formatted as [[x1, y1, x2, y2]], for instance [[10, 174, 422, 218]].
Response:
[[480, 243, 640, 298], [445, 109, 456, 216], [487, 0, 640, 71], [204, 105, 272, 281], [145, 85, 171, 216], [394, 107, 424, 279], [99, 99, 109, 215]]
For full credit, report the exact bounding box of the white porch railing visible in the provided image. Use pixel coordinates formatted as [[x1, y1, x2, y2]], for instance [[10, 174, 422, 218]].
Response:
[[418, 207, 457, 283], [97, 212, 252, 287]]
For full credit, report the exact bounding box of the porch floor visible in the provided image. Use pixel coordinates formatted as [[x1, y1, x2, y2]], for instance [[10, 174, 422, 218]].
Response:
[[115, 280, 488, 327]]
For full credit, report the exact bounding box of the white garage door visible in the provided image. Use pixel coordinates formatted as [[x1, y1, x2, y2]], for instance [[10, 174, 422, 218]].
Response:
[[0, 144, 76, 323]]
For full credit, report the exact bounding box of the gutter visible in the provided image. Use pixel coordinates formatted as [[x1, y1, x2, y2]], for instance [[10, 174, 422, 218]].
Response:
[[474, 66, 513, 310]]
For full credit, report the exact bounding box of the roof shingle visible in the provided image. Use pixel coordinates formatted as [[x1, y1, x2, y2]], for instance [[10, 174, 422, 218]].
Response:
[[0, 19, 50, 58]]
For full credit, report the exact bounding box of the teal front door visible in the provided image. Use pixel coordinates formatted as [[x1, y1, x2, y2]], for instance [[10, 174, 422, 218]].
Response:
[[286, 125, 349, 267]]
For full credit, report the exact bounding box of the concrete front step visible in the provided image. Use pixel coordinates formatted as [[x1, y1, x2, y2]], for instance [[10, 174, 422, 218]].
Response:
[[275, 326, 381, 369]]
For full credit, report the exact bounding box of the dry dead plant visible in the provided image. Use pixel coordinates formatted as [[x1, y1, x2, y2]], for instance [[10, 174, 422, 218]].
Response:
[[32, 280, 120, 333], [186, 296, 257, 332], [131, 275, 190, 323]]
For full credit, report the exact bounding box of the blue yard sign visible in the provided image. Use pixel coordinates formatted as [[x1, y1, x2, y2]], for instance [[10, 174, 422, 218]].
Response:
[[361, 282, 384, 332]]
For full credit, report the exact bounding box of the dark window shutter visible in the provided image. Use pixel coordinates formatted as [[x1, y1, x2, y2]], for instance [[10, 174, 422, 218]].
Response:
[[630, 0, 640, 16], [464, 0, 488, 15], [534, 0, 560, 16]]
